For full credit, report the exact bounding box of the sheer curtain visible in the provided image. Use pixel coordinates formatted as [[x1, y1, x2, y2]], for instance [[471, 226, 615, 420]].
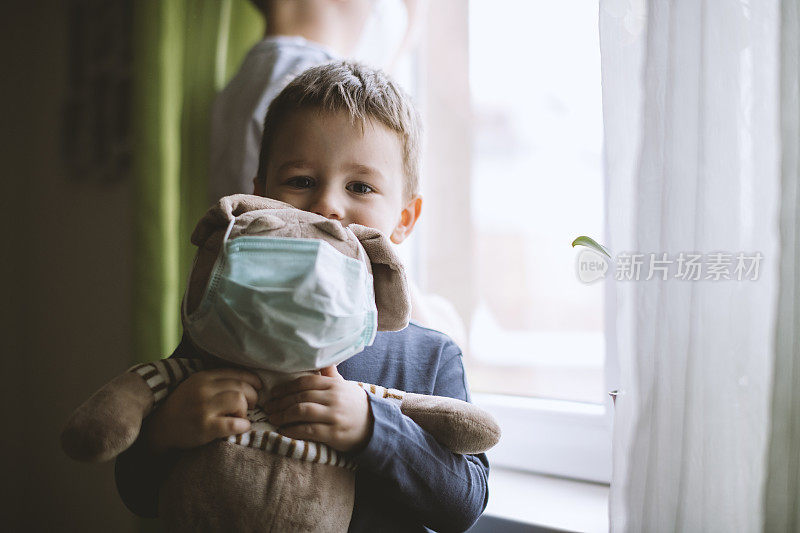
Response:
[[765, 2, 800, 529], [600, 0, 799, 530]]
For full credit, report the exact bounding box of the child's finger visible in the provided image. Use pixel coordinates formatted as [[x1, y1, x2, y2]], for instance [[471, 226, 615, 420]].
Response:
[[209, 368, 262, 390], [276, 422, 333, 444], [214, 378, 259, 407], [264, 390, 332, 414], [268, 402, 336, 427], [213, 390, 250, 418], [270, 374, 334, 398], [319, 365, 343, 379], [208, 416, 251, 439]]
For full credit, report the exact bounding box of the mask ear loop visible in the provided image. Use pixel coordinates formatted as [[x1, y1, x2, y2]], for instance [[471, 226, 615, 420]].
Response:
[[182, 215, 237, 320], [222, 216, 236, 244]]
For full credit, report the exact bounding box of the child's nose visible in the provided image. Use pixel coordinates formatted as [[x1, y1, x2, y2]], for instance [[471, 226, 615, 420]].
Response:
[[309, 189, 344, 221]]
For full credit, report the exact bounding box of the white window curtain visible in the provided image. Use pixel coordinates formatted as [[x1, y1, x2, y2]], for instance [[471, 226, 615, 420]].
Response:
[[600, 0, 799, 531]]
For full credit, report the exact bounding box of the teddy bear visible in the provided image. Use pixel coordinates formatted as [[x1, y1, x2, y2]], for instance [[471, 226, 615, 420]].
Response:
[[61, 194, 501, 532]]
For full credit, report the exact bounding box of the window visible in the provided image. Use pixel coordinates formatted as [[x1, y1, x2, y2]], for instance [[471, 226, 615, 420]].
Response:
[[414, 0, 612, 483]]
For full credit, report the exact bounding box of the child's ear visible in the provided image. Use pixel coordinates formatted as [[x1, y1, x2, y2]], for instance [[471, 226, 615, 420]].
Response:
[[349, 224, 411, 331], [390, 195, 423, 244]]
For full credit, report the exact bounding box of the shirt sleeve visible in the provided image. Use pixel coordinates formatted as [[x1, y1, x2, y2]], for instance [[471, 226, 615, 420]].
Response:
[[351, 344, 490, 532]]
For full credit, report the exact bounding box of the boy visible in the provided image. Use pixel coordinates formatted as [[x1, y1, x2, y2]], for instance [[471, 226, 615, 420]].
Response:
[[213, 0, 466, 348], [116, 62, 489, 532]]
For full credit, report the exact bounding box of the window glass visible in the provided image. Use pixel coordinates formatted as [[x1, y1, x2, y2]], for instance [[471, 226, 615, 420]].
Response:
[[468, 0, 605, 403]]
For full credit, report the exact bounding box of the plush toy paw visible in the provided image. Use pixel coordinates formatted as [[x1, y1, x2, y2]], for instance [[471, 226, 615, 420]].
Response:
[[61, 372, 154, 462], [400, 393, 502, 454], [355, 383, 501, 454]]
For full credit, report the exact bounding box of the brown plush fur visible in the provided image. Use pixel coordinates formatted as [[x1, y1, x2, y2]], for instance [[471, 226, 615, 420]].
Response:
[[160, 442, 354, 532], [61, 372, 154, 463], [400, 394, 502, 455]]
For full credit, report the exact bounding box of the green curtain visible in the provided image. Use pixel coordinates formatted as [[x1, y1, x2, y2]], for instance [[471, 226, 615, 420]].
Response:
[[131, 0, 264, 364]]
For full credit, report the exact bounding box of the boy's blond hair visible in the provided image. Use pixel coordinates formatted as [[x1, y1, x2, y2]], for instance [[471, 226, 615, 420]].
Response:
[[256, 61, 421, 199]]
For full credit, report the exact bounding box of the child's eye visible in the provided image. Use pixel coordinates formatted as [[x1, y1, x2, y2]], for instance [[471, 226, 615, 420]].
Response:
[[286, 176, 315, 189], [347, 182, 375, 195]]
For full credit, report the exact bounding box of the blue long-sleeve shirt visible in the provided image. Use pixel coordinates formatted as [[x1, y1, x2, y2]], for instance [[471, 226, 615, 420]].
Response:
[[115, 323, 490, 532]]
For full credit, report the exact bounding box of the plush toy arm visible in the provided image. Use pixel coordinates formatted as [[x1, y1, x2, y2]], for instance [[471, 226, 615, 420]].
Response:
[[356, 383, 501, 455], [399, 393, 501, 454], [61, 358, 206, 463]]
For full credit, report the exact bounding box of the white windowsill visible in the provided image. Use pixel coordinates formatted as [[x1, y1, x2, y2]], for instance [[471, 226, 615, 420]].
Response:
[[474, 393, 613, 483], [485, 467, 609, 533]]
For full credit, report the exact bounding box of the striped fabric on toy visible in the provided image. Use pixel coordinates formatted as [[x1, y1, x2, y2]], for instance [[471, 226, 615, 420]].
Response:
[[130, 358, 205, 406], [356, 382, 405, 402], [226, 406, 357, 471]]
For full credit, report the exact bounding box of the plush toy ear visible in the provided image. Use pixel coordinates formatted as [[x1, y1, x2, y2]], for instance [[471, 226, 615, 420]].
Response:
[[244, 214, 287, 235], [192, 195, 292, 246], [311, 219, 349, 241], [348, 224, 411, 331]]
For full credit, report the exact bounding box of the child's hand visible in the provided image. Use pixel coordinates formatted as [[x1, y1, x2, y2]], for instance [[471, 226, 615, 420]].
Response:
[[142, 368, 261, 454], [264, 366, 373, 453]]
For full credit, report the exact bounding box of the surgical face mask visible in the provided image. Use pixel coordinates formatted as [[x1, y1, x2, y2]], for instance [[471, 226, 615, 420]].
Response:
[[182, 218, 378, 372], [351, 0, 408, 69]]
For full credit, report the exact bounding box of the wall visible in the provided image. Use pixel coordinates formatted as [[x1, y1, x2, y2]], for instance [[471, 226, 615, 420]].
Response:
[[3, 3, 136, 530]]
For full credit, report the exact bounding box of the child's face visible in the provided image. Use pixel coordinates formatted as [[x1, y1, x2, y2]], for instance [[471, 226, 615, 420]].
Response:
[[255, 109, 421, 244]]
